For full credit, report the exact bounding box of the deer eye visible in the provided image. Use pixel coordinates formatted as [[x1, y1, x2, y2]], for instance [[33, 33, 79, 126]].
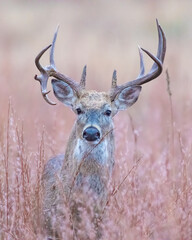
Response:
[[105, 109, 111, 116], [76, 108, 82, 115]]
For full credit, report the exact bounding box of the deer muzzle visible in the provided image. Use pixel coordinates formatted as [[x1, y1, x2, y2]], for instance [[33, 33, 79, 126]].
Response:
[[83, 126, 100, 142]]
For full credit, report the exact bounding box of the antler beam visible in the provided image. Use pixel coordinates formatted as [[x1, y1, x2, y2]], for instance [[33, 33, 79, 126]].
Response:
[[110, 19, 166, 101]]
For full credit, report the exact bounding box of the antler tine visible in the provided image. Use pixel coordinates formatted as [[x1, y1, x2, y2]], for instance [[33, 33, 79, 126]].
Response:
[[80, 65, 87, 89], [35, 44, 52, 74], [137, 45, 145, 78], [110, 20, 166, 101], [156, 19, 166, 63], [111, 70, 117, 88], [139, 19, 165, 79], [50, 25, 59, 69]]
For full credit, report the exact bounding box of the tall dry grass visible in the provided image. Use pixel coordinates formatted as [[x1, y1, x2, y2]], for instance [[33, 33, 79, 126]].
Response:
[[1, 72, 192, 240], [1, 0, 192, 239]]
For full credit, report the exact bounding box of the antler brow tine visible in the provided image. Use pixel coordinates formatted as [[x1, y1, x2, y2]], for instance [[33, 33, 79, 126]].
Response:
[[80, 65, 87, 89], [111, 70, 117, 88]]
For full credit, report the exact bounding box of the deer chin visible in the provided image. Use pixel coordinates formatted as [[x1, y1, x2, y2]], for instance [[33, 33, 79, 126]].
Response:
[[84, 138, 101, 145], [74, 138, 109, 165]]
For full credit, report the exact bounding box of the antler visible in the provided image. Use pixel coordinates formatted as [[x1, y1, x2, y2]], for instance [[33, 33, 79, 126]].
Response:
[[110, 19, 166, 101], [34, 27, 86, 105]]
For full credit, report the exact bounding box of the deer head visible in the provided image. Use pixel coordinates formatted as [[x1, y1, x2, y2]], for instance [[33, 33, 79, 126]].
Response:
[[34, 20, 166, 144]]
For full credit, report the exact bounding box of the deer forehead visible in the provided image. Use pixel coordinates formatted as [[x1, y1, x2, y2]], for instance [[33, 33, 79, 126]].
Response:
[[78, 90, 111, 109]]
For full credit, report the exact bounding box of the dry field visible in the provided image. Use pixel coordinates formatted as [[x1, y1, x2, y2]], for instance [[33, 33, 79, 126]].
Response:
[[0, 0, 192, 239]]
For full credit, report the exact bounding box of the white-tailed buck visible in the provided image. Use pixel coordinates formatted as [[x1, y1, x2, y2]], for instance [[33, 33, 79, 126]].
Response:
[[35, 20, 166, 239]]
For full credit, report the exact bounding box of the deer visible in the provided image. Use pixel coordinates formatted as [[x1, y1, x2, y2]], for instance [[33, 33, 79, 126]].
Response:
[[34, 20, 166, 240]]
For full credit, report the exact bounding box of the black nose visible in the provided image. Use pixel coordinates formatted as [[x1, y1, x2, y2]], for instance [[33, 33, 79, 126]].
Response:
[[83, 127, 100, 142]]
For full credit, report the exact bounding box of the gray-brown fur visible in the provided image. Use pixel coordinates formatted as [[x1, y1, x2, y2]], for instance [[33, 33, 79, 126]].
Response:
[[42, 91, 116, 239]]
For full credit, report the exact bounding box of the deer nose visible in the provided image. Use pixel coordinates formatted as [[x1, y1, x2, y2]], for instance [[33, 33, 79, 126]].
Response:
[[83, 127, 100, 142]]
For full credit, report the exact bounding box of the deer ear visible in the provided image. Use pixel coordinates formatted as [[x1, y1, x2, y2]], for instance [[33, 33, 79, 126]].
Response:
[[51, 79, 78, 107], [114, 86, 142, 111]]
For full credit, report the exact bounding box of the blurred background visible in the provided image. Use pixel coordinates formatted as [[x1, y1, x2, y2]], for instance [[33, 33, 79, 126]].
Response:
[[1, 1, 192, 239], [0, 0, 192, 153]]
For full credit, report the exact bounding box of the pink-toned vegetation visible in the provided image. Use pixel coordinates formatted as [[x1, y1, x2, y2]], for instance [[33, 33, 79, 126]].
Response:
[[1, 1, 192, 239]]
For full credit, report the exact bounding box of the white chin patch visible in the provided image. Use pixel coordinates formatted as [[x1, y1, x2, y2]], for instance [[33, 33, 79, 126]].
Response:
[[74, 138, 108, 165]]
